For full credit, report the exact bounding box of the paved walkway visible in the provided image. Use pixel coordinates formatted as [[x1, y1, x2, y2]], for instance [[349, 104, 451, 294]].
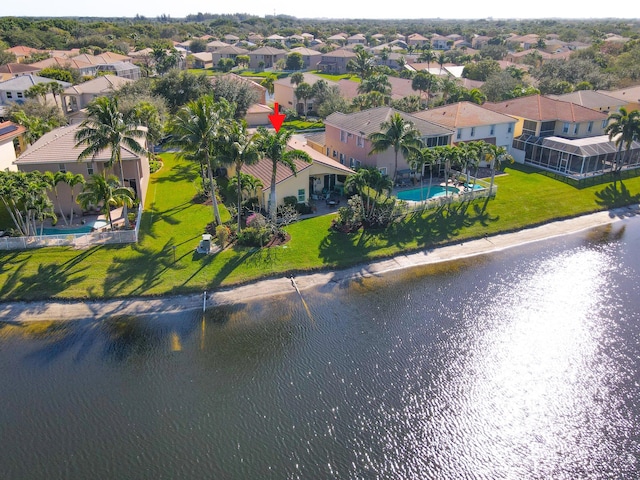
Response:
[[1, 205, 637, 323]]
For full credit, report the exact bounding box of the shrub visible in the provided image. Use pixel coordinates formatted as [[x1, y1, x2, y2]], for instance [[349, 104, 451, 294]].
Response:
[[149, 159, 163, 173], [283, 196, 298, 207], [215, 224, 231, 248], [237, 226, 270, 247]]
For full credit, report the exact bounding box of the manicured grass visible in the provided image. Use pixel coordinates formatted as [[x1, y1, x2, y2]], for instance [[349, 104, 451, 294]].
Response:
[[309, 71, 360, 82], [283, 119, 324, 130], [1, 156, 640, 302], [237, 70, 288, 79]]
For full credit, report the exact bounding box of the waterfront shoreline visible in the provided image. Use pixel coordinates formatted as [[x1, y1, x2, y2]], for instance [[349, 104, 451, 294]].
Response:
[[1, 205, 637, 323]]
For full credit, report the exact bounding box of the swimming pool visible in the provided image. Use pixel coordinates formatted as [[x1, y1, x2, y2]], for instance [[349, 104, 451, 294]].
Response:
[[41, 220, 108, 236], [396, 185, 459, 201], [397, 183, 485, 202]]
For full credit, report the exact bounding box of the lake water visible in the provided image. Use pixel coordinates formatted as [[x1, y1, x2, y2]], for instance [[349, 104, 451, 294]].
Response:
[[1, 217, 640, 479]]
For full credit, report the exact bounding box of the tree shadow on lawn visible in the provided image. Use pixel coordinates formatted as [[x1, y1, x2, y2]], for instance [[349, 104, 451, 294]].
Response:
[[153, 161, 200, 184], [595, 180, 640, 216], [318, 200, 499, 266], [138, 201, 197, 242], [103, 239, 183, 297], [182, 248, 256, 289]]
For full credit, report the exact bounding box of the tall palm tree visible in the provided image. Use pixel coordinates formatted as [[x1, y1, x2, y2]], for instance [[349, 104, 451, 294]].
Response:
[[218, 120, 262, 232], [48, 82, 65, 108], [254, 127, 312, 220], [605, 107, 640, 172], [347, 48, 376, 79], [77, 174, 134, 231], [357, 73, 391, 96], [409, 147, 437, 201], [485, 144, 513, 196], [165, 96, 234, 226], [345, 166, 392, 218], [75, 96, 147, 186], [368, 112, 422, 184]]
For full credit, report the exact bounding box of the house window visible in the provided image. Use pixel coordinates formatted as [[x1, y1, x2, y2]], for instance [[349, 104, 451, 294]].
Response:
[[339, 153, 345, 164], [58, 163, 66, 173], [508, 123, 514, 133], [349, 158, 361, 169], [490, 124, 495, 135], [340, 130, 348, 143], [562, 122, 570, 134], [356, 136, 364, 148], [297, 188, 305, 203], [17, 92, 23, 99], [602, 119, 608, 129], [456, 129, 462, 140], [326, 147, 330, 156], [572, 124, 579, 135], [470, 127, 475, 137], [333, 150, 337, 158], [378, 167, 387, 175], [588, 121, 593, 133], [307, 103, 313, 111], [6, 92, 12, 99], [87, 163, 94, 175]]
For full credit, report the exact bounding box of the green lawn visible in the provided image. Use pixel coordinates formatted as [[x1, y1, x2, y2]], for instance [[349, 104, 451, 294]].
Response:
[[1, 155, 639, 302], [309, 71, 360, 82]]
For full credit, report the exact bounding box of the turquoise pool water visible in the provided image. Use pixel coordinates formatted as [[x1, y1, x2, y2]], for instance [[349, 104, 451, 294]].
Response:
[[41, 219, 108, 236], [397, 184, 485, 202]]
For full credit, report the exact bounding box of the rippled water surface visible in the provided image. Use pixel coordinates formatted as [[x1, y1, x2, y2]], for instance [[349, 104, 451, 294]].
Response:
[[1, 219, 640, 479]]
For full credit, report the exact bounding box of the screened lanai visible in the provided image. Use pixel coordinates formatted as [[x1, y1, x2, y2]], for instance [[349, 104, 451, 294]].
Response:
[[513, 134, 640, 179]]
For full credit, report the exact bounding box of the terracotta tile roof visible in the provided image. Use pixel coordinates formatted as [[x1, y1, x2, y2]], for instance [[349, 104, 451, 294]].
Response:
[[15, 124, 142, 165], [326, 106, 454, 137], [483, 95, 607, 122], [321, 49, 357, 59], [0, 63, 40, 75], [413, 102, 516, 128], [251, 46, 287, 55], [215, 45, 249, 55], [29, 56, 92, 70]]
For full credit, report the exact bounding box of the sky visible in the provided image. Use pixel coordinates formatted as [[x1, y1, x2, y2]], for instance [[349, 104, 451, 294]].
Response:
[[3, 1, 638, 20]]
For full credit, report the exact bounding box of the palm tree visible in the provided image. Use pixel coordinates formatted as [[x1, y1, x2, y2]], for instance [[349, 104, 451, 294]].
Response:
[[485, 144, 513, 197], [605, 107, 640, 172], [254, 127, 312, 220], [77, 174, 134, 231], [357, 73, 391, 96], [418, 49, 436, 72], [347, 48, 376, 79], [260, 74, 277, 96], [25, 83, 49, 105], [218, 120, 261, 232], [368, 112, 422, 184], [75, 96, 147, 186], [434, 145, 461, 198], [48, 82, 65, 108], [437, 52, 448, 75], [409, 147, 437, 201], [165, 95, 234, 226], [295, 82, 313, 118], [345, 166, 393, 217]]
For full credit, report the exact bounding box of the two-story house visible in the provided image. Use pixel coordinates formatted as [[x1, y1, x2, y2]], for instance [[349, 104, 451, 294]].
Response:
[[317, 49, 357, 75], [287, 47, 322, 70], [320, 107, 454, 180], [61, 75, 132, 123], [248, 46, 287, 70], [212, 46, 249, 67], [0, 121, 27, 171], [412, 102, 516, 163], [482, 94, 631, 177], [0, 74, 71, 109]]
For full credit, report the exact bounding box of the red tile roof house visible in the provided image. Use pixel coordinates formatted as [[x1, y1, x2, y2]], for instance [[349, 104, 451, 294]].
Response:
[[14, 124, 150, 218], [242, 136, 354, 210], [482, 95, 640, 178], [412, 102, 517, 163], [320, 107, 453, 180]]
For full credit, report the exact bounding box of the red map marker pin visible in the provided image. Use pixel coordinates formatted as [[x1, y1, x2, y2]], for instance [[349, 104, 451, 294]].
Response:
[[268, 102, 286, 132]]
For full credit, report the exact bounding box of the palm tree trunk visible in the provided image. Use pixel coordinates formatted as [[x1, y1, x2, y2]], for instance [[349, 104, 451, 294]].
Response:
[[207, 165, 222, 226], [269, 164, 278, 221], [237, 168, 243, 232]]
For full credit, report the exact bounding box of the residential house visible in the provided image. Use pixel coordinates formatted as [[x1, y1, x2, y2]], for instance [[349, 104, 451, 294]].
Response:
[[472, 35, 492, 49], [317, 49, 357, 75], [0, 63, 41, 82], [326, 33, 348, 46], [191, 52, 214, 69], [29, 56, 94, 77], [266, 34, 286, 47], [248, 46, 287, 70], [504, 49, 553, 65], [506, 34, 540, 50], [599, 85, 640, 113], [61, 75, 133, 123], [0, 121, 27, 171], [14, 123, 150, 215], [242, 136, 354, 209], [274, 72, 330, 114], [67, 52, 134, 77], [211, 46, 249, 67], [5, 46, 46, 63], [335, 75, 419, 103], [0, 74, 71, 112], [247, 33, 264, 45], [430, 35, 451, 50], [482, 94, 618, 176], [223, 34, 240, 45], [412, 102, 516, 161], [95, 61, 141, 80], [407, 33, 429, 47], [206, 40, 231, 52], [548, 90, 627, 114], [287, 47, 322, 70], [347, 34, 366, 46], [322, 107, 453, 177]]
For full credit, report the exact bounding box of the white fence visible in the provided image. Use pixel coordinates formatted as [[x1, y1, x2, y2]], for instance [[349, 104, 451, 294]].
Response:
[[0, 205, 144, 251]]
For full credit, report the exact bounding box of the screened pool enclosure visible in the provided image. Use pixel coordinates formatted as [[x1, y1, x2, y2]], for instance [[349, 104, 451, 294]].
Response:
[[513, 134, 640, 179]]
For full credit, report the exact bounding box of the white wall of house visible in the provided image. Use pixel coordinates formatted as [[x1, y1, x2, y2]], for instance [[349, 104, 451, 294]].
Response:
[[0, 140, 18, 171], [454, 122, 516, 163]]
